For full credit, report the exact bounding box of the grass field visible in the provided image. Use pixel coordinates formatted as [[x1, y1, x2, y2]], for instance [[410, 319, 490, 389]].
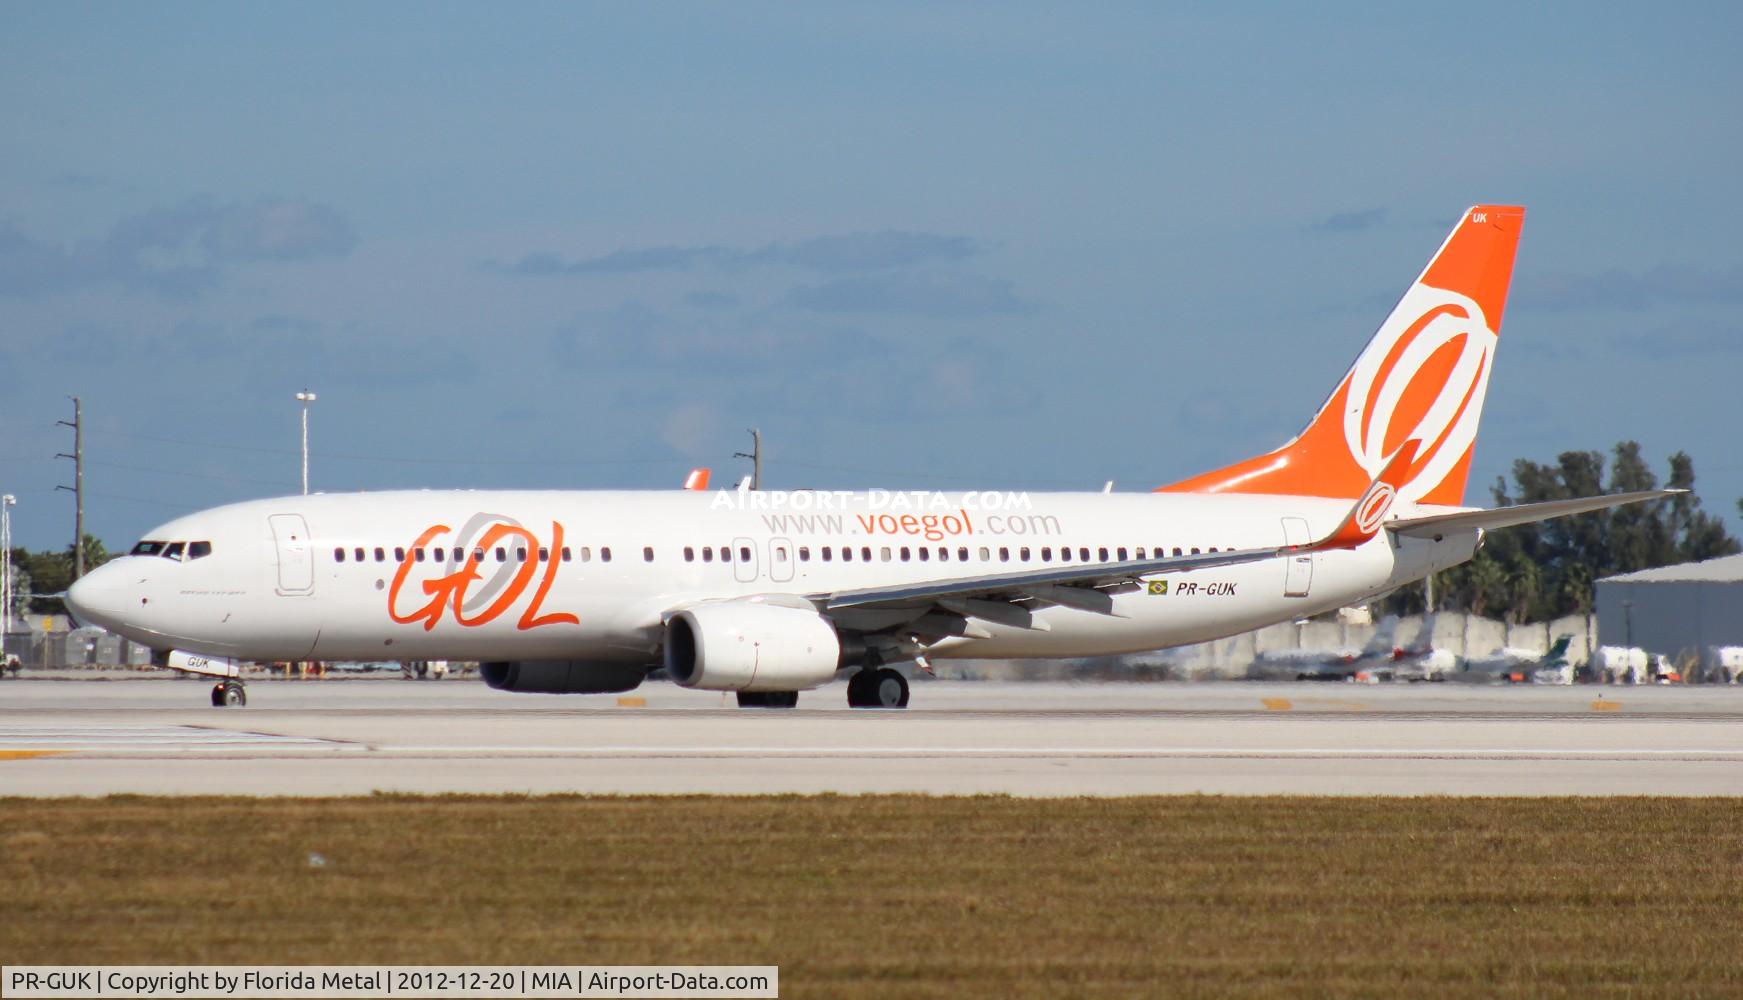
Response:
[[4, 796, 1741, 998]]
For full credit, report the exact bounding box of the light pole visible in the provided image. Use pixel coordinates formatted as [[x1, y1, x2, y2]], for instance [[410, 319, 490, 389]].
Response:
[[295, 390, 317, 495], [2, 494, 14, 668]]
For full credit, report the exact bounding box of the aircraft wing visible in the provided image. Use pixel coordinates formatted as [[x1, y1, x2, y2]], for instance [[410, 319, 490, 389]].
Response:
[[1385, 489, 1682, 539], [820, 443, 1419, 618]]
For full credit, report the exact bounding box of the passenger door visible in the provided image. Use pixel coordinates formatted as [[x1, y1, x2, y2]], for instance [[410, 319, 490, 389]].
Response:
[[269, 514, 315, 595], [1280, 517, 1313, 598]]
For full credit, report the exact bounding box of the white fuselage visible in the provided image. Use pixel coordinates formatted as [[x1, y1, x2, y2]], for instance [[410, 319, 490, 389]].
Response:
[[68, 488, 1478, 665]]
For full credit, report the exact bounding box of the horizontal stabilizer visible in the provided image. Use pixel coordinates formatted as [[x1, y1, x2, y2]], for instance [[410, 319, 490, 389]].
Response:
[[1387, 489, 1683, 539]]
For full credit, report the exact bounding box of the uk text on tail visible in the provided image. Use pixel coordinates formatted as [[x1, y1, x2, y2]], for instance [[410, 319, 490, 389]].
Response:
[[1160, 205, 1525, 507]]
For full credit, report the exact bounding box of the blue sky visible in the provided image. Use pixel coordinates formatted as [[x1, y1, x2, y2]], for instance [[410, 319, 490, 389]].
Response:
[[3, 2, 1741, 552]]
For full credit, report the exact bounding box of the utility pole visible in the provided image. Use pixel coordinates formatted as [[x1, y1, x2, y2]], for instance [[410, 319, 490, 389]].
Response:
[[56, 396, 84, 580], [295, 389, 317, 495], [734, 428, 762, 491], [2, 494, 14, 667]]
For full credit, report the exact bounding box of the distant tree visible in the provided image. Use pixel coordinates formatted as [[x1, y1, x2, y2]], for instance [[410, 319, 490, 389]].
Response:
[[1382, 443, 1739, 621], [2, 554, 30, 620], [12, 535, 112, 614]]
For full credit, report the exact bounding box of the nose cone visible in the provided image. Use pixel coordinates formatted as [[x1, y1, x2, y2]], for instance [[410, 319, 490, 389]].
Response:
[[65, 564, 128, 632]]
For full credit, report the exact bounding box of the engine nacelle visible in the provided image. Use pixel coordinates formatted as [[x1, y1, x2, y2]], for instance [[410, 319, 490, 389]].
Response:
[[664, 602, 842, 692], [480, 660, 648, 694]]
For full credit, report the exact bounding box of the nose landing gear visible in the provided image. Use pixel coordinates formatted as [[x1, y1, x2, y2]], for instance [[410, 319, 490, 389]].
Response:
[[210, 681, 247, 708]]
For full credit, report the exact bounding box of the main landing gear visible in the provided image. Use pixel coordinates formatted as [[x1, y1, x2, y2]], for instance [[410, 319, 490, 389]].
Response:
[[847, 667, 909, 709], [210, 680, 247, 708], [737, 690, 799, 708]]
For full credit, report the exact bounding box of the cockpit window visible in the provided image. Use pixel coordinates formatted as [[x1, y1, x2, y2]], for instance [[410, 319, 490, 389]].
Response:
[[130, 540, 168, 556], [188, 541, 213, 560], [162, 542, 186, 561]]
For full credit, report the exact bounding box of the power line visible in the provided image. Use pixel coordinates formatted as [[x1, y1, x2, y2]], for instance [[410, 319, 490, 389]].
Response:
[[83, 428, 681, 468], [84, 459, 297, 490], [86, 491, 202, 510]]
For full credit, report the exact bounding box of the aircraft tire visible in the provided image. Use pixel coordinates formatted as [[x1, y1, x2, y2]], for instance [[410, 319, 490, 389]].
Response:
[[870, 668, 909, 709], [737, 690, 798, 709]]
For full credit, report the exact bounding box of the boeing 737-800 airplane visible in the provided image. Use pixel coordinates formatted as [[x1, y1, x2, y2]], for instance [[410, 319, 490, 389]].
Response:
[[66, 206, 1672, 709]]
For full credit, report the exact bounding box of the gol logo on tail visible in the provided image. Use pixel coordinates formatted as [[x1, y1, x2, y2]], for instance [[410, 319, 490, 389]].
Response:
[[388, 520, 579, 631]]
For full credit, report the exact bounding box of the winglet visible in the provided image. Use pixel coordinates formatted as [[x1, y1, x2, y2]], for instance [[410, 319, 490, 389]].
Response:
[[683, 468, 711, 491], [1311, 440, 1418, 551]]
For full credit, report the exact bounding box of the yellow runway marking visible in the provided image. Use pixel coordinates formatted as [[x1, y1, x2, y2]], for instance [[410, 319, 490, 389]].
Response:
[[1262, 698, 1292, 711], [1591, 700, 1623, 712], [616, 697, 648, 708], [0, 750, 70, 760]]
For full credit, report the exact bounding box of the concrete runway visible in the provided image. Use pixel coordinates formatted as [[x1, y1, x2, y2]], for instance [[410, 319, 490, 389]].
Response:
[[3, 677, 1742, 796]]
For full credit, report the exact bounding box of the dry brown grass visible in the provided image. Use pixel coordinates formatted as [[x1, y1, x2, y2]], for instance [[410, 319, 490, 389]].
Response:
[[3, 796, 1741, 998]]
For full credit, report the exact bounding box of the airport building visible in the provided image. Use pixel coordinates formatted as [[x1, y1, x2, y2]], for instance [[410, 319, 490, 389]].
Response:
[[1596, 554, 1743, 679]]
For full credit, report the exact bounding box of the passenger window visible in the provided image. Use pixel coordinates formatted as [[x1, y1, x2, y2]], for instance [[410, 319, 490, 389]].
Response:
[[537, 547, 548, 563], [1136, 547, 1147, 559], [1173, 547, 1183, 557], [333, 547, 345, 562], [434, 548, 446, 562], [188, 541, 212, 560], [721, 547, 732, 563], [515, 547, 526, 562], [900, 547, 911, 562], [1115, 547, 1126, 561], [861, 546, 872, 562], [1191, 547, 1200, 555], [822, 547, 833, 562], [603, 547, 613, 562], [917, 547, 929, 562], [355, 547, 366, 562], [471, 549, 484, 563], [881, 547, 892, 562], [1060, 547, 1071, 562], [1080, 547, 1090, 562], [495, 547, 506, 562], [684, 546, 695, 562], [937, 547, 949, 561], [1020, 547, 1031, 561], [644, 546, 655, 562], [841, 547, 852, 562], [448, 547, 461, 562], [1041, 547, 1053, 562], [703, 546, 714, 562], [561, 547, 573, 562], [164, 542, 186, 561], [737, 546, 749, 562], [375, 547, 386, 562], [396, 547, 407, 562], [959, 546, 970, 562], [798, 546, 810, 561], [577, 547, 591, 562], [775, 546, 788, 563], [414, 548, 425, 563]]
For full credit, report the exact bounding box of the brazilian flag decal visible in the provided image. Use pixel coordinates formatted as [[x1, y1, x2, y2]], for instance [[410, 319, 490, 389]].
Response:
[[1147, 580, 1168, 596]]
